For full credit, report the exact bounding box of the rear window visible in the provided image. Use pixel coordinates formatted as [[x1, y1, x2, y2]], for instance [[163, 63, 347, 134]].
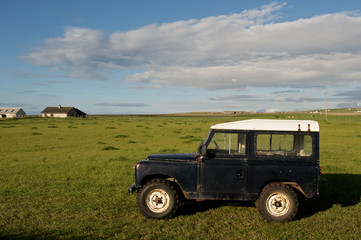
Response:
[[256, 133, 312, 157]]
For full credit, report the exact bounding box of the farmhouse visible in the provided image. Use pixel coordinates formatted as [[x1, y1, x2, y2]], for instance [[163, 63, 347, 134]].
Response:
[[0, 108, 27, 118], [41, 105, 86, 118]]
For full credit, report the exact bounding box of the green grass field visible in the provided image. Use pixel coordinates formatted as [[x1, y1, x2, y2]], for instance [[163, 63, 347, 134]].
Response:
[[1, 114, 360, 239]]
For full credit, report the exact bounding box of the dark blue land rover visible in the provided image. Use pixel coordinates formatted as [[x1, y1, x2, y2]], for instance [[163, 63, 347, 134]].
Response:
[[128, 119, 320, 222]]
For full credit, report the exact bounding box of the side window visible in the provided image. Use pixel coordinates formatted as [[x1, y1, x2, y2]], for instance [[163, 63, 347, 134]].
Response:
[[207, 132, 246, 156], [256, 133, 313, 157], [298, 135, 312, 156]]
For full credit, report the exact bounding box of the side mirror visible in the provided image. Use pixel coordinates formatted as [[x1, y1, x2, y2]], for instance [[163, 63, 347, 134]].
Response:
[[198, 142, 207, 156]]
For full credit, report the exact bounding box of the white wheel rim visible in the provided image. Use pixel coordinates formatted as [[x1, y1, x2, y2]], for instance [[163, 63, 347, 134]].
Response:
[[266, 192, 290, 216], [146, 189, 170, 213]]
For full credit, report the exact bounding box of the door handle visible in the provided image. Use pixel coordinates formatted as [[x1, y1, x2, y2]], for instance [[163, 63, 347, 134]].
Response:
[[237, 170, 243, 179]]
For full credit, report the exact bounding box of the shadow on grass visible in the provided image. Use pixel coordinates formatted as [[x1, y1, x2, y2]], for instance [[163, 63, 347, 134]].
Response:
[[297, 173, 361, 219], [177, 174, 361, 220], [177, 200, 254, 217]]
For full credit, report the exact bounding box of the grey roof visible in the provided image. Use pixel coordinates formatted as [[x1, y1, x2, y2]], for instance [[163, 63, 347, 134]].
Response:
[[0, 108, 23, 114], [41, 106, 86, 115]]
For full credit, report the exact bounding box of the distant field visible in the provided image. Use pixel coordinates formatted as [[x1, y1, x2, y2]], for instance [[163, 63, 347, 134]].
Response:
[[0, 114, 360, 239]]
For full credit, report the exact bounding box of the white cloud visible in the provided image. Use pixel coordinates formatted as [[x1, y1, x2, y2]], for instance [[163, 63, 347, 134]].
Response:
[[20, 2, 361, 91], [126, 53, 361, 90]]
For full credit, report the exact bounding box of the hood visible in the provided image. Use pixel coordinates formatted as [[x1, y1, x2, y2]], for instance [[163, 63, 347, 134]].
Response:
[[147, 152, 198, 161]]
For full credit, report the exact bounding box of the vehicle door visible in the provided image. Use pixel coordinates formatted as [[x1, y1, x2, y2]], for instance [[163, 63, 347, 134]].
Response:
[[200, 131, 247, 194]]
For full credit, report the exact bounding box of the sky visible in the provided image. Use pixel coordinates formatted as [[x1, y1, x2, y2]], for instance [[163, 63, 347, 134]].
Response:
[[1, 0, 361, 115]]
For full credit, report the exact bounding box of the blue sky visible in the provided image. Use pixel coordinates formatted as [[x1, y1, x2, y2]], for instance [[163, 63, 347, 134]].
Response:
[[1, 0, 361, 115]]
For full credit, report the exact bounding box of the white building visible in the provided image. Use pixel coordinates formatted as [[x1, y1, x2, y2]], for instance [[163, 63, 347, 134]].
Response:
[[41, 105, 86, 118], [0, 108, 27, 118]]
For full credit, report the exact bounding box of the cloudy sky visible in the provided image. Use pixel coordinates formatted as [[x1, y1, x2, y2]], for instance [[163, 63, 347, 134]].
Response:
[[1, 0, 361, 114]]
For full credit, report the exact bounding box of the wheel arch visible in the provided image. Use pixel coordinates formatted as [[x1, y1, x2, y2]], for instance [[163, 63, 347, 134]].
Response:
[[139, 174, 185, 198], [258, 179, 307, 198]]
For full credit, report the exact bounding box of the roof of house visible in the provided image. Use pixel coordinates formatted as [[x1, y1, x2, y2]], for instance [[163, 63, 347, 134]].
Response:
[[41, 106, 86, 115], [210, 119, 319, 132], [0, 108, 24, 114]]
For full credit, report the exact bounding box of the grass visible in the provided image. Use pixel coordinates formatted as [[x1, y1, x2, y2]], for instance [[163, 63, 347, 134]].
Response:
[[0, 114, 360, 239], [102, 146, 120, 151]]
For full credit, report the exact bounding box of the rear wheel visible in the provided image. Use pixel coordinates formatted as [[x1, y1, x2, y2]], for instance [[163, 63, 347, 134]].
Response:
[[256, 183, 299, 222], [137, 179, 179, 219]]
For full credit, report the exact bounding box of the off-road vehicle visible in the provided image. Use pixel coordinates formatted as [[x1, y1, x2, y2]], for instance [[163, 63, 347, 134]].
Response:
[[128, 119, 320, 222]]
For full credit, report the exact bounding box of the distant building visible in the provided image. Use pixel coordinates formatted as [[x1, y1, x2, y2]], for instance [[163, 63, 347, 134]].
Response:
[[41, 105, 86, 118], [0, 108, 27, 118], [224, 111, 248, 115]]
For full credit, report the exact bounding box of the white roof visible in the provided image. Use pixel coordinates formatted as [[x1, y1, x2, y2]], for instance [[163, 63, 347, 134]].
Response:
[[211, 119, 319, 132]]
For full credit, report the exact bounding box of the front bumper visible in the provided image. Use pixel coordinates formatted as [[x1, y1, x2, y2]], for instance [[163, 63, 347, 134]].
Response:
[[128, 183, 137, 194]]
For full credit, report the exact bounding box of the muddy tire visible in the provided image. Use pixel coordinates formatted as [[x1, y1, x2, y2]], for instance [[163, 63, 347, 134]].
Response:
[[137, 179, 179, 219], [256, 183, 299, 222]]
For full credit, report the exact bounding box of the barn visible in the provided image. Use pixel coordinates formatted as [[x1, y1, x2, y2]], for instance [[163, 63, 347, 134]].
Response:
[[41, 105, 86, 118], [0, 108, 27, 118]]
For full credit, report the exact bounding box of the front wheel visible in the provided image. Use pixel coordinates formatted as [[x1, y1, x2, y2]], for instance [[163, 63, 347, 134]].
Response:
[[137, 179, 179, 219], [256, 183, 299, 222]]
